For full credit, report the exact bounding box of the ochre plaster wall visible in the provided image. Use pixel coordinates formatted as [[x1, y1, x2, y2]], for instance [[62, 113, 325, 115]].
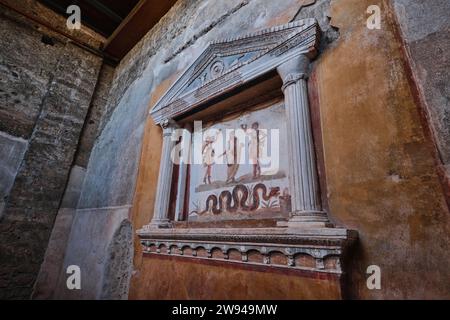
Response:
[[128, 0, 450, 299], [131, 256, 341, 300], [312, 0, 450, 299]]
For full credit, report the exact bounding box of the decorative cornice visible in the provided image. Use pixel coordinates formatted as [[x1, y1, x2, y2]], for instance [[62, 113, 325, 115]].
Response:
[[149, 19, 320, 125], [138, 227, 357, 274]]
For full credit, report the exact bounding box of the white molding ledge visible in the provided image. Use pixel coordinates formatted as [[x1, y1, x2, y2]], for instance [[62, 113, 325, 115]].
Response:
[[138, 227, 357, 274]]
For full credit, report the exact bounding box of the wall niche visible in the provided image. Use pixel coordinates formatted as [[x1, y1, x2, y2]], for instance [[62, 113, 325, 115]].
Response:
[[138, 19, 357, 277]]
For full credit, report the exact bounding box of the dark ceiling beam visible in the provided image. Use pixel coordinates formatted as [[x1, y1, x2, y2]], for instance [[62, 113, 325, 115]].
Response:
[[11, 0, 177, 63], [0, 0, 119, 65], [37, 0, 130, 37], [85, 0, 124, 23], [103, 0, 178, 61], [38, 0, 68, 13]]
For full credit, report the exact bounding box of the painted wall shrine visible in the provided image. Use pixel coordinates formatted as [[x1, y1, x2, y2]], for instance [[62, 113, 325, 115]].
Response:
[[138, 19, 357, 278]]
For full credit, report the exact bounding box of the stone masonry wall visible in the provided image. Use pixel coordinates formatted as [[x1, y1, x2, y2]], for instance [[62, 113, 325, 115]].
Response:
[[0, 2, 104, 299], [32, 64, 115, 300]]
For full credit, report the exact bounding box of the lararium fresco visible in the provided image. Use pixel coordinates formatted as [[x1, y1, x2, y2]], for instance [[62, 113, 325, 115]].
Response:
[[188, 100, 291, 221]]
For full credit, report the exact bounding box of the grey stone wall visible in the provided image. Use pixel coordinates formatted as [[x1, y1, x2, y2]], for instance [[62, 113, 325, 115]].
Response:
[[32, 64, 115, 299], [74, 64, 116, 169], [0, 5, 103, 299], [393, 0, 450, 178]]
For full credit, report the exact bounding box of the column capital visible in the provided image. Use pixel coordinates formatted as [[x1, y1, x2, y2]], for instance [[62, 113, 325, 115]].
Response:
[[277, 54, 311, 90], [280, 73, 308, 91], [160, 118, 179, 136]]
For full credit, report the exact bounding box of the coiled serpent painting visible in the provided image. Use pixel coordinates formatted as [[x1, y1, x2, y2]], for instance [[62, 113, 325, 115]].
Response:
[[199, 183, 280, 215], [188, 101, 291, 219]]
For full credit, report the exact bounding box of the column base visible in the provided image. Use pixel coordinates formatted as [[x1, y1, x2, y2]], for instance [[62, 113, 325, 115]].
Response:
[[278, 211, 334, 228]]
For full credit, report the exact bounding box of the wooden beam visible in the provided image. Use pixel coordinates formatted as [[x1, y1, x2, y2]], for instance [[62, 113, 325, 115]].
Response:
[[104, 0, 177, 61], [86, 0, 125, 23]]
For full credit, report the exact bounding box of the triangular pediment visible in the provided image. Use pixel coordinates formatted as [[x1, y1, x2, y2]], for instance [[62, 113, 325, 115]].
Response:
[[150, 18, 319, 124]]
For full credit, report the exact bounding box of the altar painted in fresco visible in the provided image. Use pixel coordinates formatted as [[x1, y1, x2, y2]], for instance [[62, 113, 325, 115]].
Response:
[[188, 101, 291, 221], [138, 20, 356, 279]]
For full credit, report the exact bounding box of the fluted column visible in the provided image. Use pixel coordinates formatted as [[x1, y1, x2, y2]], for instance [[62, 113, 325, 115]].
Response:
[[147, 119, 178, 228], [277, 55, 331, 228]]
